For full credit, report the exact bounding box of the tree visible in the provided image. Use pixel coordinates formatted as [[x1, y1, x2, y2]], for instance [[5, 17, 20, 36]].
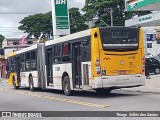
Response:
[[0, 34, 5, 46], [18, 12, 52, 38], [69, 7, 88, 33], [18, 8, 88, 37], [82, 0, 151, 26]]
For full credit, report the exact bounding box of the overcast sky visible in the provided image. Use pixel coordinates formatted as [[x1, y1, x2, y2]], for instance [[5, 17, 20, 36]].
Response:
[[0, 0, 85, 38]]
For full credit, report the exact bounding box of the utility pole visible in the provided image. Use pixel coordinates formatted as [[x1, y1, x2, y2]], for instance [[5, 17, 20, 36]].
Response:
[[110, 8, 113, 27], [105, 8, 113, 26]]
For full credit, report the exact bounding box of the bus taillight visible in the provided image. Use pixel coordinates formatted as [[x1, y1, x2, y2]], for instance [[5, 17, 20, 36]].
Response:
[[95, 58, 101, 75], [142, 57, 145, 74], [96, 58, 100, 65]]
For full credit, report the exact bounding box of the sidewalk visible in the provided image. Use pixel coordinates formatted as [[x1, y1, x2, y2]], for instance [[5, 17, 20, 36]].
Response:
[[0, 78, 7, 82], [119, 74, 160, 94]]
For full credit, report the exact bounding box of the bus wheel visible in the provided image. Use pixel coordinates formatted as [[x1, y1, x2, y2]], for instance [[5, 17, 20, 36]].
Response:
[[13, 77, 19, 89], [29, 76, 34, 92], [63, 76, 72, 96]]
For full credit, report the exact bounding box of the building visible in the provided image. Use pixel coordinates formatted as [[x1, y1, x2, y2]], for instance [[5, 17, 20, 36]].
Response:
[[2, 38, 38, 57], [0, 37, 38, 78], [125, 11, 160, 57], [125, 0, 160, 11], [0, 49, 7, 78], [0, 56, 7, 78]]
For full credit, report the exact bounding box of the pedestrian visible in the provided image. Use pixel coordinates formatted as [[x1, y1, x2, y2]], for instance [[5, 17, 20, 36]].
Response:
[[145, 70, 150, 79]]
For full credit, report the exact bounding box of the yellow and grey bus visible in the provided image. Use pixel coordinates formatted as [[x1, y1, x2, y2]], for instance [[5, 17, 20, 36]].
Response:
[[7, 51, 18, 88], [8, 27, 145, 96]]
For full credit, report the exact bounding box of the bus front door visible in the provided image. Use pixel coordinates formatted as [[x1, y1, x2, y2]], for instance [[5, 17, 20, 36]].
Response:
[[16, 56, 21, 85], [46, 48, 53, 86], [72, 42, 82, 88]]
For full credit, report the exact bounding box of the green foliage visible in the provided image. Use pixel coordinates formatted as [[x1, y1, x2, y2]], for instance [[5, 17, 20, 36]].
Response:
[[18, 8, 89, 38], [18, 12, 52, 38], [83, 0, 151, 26], [0, 34, 5, 45], [69, 7, 88, 33]]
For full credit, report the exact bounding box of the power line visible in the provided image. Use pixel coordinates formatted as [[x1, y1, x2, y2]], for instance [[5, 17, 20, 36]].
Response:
[[0, 31, 24, 33], [0, 12, 48, 14], [0, 27, 18, 28]]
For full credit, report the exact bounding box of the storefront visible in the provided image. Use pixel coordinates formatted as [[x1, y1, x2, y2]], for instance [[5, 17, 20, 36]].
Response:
[[0, 56, 7, 78]]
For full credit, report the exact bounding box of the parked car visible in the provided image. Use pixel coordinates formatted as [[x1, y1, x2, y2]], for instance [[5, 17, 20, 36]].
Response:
[[152, 54, 160, 62], [145, 57, 160, 75]]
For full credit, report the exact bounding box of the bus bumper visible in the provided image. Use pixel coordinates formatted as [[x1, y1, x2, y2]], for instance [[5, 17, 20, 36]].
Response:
[[94, 74, 145, 89]]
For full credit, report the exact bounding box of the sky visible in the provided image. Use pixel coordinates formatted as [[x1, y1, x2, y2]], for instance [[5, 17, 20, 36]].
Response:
[[0, 0, 85, 38]]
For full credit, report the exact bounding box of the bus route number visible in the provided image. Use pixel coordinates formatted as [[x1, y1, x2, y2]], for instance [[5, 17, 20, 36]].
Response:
[[55, 67, 60, 71]]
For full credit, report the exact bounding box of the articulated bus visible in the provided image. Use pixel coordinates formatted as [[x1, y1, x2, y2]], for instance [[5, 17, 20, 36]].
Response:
[[7, 27, 145, 96]]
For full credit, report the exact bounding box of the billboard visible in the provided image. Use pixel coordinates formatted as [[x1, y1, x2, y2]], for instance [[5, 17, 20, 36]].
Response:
[[51, 0, 70, 37], [125, 0, 160, 11], [147, 34, 156, 41]]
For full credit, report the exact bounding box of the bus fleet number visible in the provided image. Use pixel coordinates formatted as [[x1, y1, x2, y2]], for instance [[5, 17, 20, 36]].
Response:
[[55, 67, 60, 71]]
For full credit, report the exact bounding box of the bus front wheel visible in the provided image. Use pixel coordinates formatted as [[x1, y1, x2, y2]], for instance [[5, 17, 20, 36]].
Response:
[[63, 76, 73, 96]]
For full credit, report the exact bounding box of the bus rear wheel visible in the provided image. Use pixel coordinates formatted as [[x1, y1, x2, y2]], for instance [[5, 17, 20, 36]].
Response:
[[13, 77, 19, 89], [29, 76, 35, 92], [63, 76, 73, 96]]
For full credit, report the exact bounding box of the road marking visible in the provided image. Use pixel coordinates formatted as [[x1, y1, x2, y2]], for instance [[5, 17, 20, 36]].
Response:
[[0, 88, 109, 109]]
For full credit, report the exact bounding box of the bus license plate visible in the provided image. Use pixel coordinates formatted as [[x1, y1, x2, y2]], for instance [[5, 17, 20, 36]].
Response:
[[118, 70, 126, 75]]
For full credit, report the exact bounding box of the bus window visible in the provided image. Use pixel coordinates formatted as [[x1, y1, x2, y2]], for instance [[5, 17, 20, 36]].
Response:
[[62, 43, 71, 62], [82, 36, 90, 47], [100, 28, 139, 51], [53, 44, 61, 63], [82, 36, 91, 62], [25, 52, 31, 71], [31, 51, 37, 70], [20, 54, 25, 71], [11, 57, 16, 72]]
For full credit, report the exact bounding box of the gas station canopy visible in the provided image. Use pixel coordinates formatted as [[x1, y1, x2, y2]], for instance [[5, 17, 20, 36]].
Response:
[[125, 11, 160, 27], [125, 0, 160, 11]]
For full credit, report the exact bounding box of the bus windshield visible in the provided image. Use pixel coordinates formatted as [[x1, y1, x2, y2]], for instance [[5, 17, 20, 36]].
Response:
[[100, 27, 139, 51]]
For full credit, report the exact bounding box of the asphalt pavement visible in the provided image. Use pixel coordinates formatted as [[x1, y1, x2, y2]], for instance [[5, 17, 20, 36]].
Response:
[[1, 74, 160, 93], [1, 75, 160, 120]]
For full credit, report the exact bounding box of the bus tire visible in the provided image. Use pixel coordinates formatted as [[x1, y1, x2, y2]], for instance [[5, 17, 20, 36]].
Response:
[[63, 76, 73, 96], [29, 76, 35, 92], [13, 77, 19, 90]]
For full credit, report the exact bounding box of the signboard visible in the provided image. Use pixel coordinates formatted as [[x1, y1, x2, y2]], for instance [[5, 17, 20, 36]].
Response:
[[125, 0, 160, 11], [156, 32, 160, 40], [147, 34, 156, 41], [51, 0, 70, 37]]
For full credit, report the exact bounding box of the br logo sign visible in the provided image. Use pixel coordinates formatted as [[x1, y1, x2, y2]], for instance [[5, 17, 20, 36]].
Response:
[[56, 0, 66, 4]]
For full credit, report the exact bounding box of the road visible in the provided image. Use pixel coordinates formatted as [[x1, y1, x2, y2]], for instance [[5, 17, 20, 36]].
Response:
[[0, 78, 160, 119]]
